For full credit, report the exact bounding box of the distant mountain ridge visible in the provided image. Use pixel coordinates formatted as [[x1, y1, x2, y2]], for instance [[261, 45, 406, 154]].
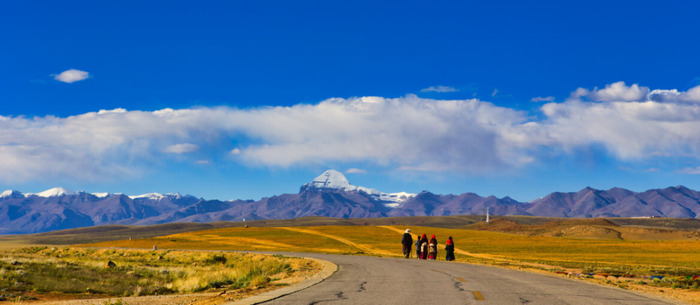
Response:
[[1, 170, 699, 234]]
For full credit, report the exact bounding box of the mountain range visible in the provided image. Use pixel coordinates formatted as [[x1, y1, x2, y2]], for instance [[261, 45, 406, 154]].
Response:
[[1, 170, 699, 234]]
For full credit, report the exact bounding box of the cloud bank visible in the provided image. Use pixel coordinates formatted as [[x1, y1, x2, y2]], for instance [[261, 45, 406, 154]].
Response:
[[2, 82, 700, 182], [53, 69, 90, 83]]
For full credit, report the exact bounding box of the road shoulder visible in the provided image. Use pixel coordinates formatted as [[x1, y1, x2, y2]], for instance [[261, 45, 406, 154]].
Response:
[[226, 257, 338, 305]]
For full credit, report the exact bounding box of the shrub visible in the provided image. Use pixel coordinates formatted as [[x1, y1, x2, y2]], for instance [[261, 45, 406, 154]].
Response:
[[205, 254, 227, 265]]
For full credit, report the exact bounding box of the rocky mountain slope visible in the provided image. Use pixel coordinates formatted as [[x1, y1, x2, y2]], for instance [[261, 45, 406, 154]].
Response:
[[1, 170, 699, 234]]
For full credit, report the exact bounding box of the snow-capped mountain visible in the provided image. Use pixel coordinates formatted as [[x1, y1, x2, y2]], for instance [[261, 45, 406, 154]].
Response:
[[91, 192, 112, 198], [0, 171, 699, 235], [129, 193, 167, 200], [0, 190, 24, 198], [36, 187, 76, 197], [300, 170, 415, 207]]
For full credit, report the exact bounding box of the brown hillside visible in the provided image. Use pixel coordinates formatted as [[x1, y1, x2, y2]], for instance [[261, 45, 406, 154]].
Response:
[[466, 217, 700, 240]]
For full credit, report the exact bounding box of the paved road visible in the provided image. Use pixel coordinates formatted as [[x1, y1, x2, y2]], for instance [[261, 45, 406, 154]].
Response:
[[261, 253, 679, 305]]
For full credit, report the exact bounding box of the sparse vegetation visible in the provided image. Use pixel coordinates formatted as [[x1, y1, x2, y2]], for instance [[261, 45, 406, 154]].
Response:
[[85, 223, 700, 278], [0, 247, 310, 301], [0, 216, 698, 303]]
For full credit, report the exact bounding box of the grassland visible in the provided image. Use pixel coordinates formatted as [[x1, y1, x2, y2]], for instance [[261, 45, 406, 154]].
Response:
[[0, 247, 317, 303], [3, 215, 697, 246], [1, 216, 699, 304], [86, 222, 700, 275], [83, 219, 700, 304]]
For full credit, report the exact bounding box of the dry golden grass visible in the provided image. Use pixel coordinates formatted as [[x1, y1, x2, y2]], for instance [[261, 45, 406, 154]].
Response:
[[85, 224, 700, 274], [0, 247, 317, 303], [67, 220, 700, 305]]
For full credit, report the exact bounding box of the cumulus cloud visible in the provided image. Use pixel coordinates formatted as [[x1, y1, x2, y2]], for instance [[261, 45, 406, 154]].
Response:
[[531, 96, 555, 102], [3, 81, 700, 183], [567, 81, 650, 102], [540, 82, 700, 160], [589, 81, 649, 102], [53, 69, 90, 83], [420, 86, 458, 93], [0, 96, 530, 182]]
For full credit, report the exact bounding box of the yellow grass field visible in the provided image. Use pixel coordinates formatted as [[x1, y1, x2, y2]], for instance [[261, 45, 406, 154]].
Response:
[[82, 223, 700, 304], [0, 247, 320, 304], [87, 225, 700, 273]]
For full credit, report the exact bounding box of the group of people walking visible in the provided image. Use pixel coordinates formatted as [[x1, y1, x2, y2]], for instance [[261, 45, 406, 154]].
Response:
[[401, 229, 455, 261]]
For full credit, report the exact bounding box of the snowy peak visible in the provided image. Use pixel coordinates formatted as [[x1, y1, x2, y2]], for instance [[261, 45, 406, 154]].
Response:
[[36, 187, 76, 197], [0, 188, 193, 201], [300, 170, 415, 206], [129, 193, 165, 200], [0, 190, 24, 198], [91, 192, 112, 198], [306, 170, 351, 189], [128, 192, 192, 200]]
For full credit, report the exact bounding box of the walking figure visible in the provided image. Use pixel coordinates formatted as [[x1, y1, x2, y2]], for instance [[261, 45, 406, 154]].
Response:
[[445, 236, 455, 261], [401, 229, 413, 258], [415, 234, 422, 259], [419, 234, 428, 260]]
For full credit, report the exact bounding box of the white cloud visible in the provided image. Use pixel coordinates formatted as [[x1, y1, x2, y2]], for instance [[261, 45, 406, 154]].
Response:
[[567, 81, 649, 102], [0, 96, 529, 182], [648, 86, 700, 104], [531, 96, 555, 102], [3, 82, 700, 183], [345, 168, 367, 174], [53, 69, 90, 83], [539, 82, 700, 160], [164, 143, 198, 154], [420, 86, 458, 93], [233, 95, 528, 172], [589, 82, 649, 102]]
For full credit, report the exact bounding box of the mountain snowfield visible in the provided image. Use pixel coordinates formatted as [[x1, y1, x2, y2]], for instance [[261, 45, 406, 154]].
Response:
[[300, 170, 415, 207], [2, 170, 414, 207], [0, 170, 699, 234], [0, 187, 180, 201]]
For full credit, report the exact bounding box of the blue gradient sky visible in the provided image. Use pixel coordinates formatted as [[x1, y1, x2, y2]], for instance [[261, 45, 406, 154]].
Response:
[[2, 1, 700, 201]]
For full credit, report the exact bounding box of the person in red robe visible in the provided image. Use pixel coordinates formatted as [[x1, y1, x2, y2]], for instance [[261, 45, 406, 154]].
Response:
[[428, 235, 438, 260]]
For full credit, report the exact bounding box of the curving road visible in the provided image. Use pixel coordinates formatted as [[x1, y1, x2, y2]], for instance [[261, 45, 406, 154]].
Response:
[[256, 253, 680, 305]]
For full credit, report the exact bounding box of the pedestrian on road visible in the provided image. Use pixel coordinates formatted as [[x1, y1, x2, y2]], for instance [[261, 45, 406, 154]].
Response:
[[415, 234, 422, 259], [420, 234, 429, 259], [445, 236, 455, 261], [428, 235, 438, 260], [401, 229, 413, 258]]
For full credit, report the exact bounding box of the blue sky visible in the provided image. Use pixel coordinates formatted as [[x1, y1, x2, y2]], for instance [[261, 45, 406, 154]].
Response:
[[2, 1, 700, 201]]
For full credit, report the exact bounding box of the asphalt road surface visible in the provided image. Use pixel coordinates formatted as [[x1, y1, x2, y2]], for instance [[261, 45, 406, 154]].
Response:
[[261, 253, 679, 305]]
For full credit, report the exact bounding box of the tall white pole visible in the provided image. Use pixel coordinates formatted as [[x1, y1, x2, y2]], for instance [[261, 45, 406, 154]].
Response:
[[486, 207, 490, 223]]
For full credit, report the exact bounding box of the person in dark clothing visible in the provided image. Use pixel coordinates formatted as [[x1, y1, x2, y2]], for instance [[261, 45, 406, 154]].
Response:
[[445, 236, 455, 261], [420, 234, 429, 259], [401, 229, 413, 258], [428, 235, 438, 260], [415, 234, 422, 259]]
